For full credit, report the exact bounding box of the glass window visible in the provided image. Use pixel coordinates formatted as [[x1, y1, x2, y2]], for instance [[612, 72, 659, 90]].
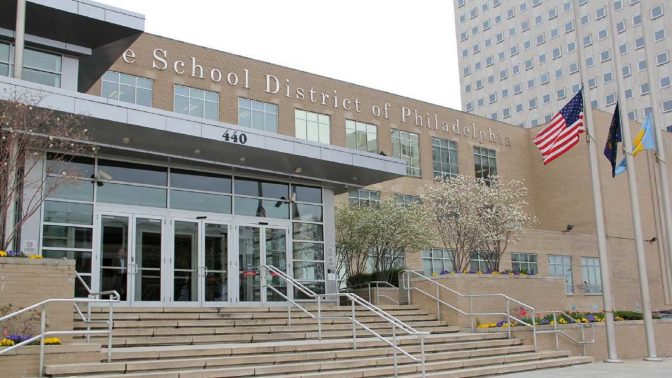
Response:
[[422, 249, 454, 275], [633, 14, 642, 26], [292, 223, 323, 241], [661, 76, 671, 89], [293, 185, 322, 204], [292, 203, 323, 222], [581, 257, 602, 293], [549, 255, 574, 294], [348, 189, 381, 207], [98, 160, 167, 186], [238, 98, 278, 133], [97, 183, 167, 208], [655, 29, 666, 42], [234, 197, 289, 219], [473, 146, 497, 181], [42, 225, 92, 249], [23, 48, 61, 87], [46, 177, 94, 202], [512, 253, 537, 274], [657, 52, 669, 66], [391, 129, 421, 177], [174, 85, 219, 121], [43, 201, 92, 225], [170, 169, 231, 193], [171, 191, 231, 214], [432, 137, 459, 179], [345, 120, 378, 153], [0, 42, 9, 77], [651, 5, 663, 19], [469, 252, 487, 273], [234, 178, 289, 200], [295, 109, 330, 144], [395, 194, 421, 205], [102, 71, 152, 107]]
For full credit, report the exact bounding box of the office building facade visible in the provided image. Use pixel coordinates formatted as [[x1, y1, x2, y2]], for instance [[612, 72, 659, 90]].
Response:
[[454, 0, 672, 130]]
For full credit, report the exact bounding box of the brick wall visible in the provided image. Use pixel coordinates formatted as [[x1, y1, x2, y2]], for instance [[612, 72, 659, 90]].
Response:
[[0, 258, 75, 339]]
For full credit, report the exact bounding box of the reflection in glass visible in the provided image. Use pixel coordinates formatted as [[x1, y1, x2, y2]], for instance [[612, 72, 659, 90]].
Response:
[[46, 155, 95, 177], [171, 190, 231, 214], [43, 201, 93, 225], [170, 169, 231, 193], [98, 160, 167, 186], [43, 250, 92, 273], [135, 218, 162, 301], [205, 223, 228, 302], [294, 282, 325, 300], [100, 215, 129, 301], [292, 203, 323, 222], [46, 177, 94, 201], [234, 179, 289, 199], [292, 185, 322, 204], [293, 261, 325, 280], [266, 228, 287, 302], [292, 242, 324, 261], [239, 226, 260, 302], [234, 197, 289, 219], [97, 183, 167, 208], [292, 223, 324, 241], [174, 221, 198, 302], [43, 225, 92, 248]]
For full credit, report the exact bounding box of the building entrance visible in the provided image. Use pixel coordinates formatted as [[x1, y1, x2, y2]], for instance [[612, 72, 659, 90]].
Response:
[[95, 210, 291, 306]]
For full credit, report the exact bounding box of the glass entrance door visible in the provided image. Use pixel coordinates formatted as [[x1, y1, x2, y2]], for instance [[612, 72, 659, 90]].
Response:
[[171, 220, 230, 305], [97, 213, 166, 305], [236, 224, 290, 304]]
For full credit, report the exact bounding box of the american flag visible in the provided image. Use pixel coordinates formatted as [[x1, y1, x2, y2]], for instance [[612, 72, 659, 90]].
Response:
[[534, 90, 585, 165]]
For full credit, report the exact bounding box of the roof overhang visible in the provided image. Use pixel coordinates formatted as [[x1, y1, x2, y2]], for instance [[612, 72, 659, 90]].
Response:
[[0, 76, 407, 192], [0, 0, 145, 92]]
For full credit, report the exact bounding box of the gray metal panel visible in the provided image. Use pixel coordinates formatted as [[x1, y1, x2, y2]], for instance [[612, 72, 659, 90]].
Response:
[[267, 138, 294, 155], [166, 117, 201, 137], [127, 109, 166, 131], [293, 143, 321, 159], [77, 1, 105, 20], [74, 98, 127, 123], [321, 148, 353, 165]]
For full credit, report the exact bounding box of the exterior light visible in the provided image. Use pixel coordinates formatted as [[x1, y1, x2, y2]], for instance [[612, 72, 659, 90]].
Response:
[[294, 167, 303, 173]]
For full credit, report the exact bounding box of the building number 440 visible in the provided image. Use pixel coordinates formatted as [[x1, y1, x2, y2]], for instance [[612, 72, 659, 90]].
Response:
[[222, 130, 248, 145]]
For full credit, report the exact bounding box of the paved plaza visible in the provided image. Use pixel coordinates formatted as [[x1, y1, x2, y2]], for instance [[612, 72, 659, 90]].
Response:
[[505, 358, 672, 377]]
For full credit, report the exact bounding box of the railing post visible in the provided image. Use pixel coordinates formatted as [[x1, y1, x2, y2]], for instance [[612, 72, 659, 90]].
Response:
[[317, 296, 322, 341], [470, 297, 474, 332], [506, 299, 511, 339], [392, 324, 398, 377], [553, 313, 559, 351], [351, 298, 357, 350], [368, 283, 372, 303], [39, 306, 46, 377], [107, 299, 114, 362], [86, 296, 92, 343], [581, 325, 586, 356], [420, 335, 426, 378], [435, 284, 440, 320], [406, 272, 411, 305], [532, 309, 538, 352], [287, 300, 292, 326]]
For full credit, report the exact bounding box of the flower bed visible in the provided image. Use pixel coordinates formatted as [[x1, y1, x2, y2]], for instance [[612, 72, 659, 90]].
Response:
[[476, 309, 660, 329]]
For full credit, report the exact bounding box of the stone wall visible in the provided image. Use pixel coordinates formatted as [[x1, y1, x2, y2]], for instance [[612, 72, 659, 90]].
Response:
[[408, 274, 569, 328], [0, 258, 75, 340]]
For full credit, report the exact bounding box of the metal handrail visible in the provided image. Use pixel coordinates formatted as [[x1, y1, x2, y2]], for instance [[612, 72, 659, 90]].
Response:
[[0, 271, 119, 377], [262, 265, 429, 377], [400, 270, 537, 351], [535, 310, 596, 356], [346, 281, 400, 305]]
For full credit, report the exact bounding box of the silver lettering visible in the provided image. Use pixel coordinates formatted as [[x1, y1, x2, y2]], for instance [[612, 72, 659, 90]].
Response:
[[152, 49, 168, 70], [122, 49, 136, 64]]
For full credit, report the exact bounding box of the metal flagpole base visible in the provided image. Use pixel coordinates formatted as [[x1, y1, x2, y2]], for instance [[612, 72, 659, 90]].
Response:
[[604, 359, 623, 363], [644, 357, 663, 362]]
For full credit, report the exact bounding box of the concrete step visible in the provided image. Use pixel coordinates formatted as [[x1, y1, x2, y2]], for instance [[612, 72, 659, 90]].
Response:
[[81, 304, 421, 314], [102, 333, 512, 361], [46, 350, 590, 377]]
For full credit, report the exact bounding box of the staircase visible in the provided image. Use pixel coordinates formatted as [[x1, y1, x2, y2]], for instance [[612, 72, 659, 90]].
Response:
[[41, 304, 592, 377]]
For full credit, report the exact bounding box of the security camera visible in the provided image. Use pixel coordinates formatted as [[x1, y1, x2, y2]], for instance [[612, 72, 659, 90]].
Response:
[[97, 169, 113, 181]]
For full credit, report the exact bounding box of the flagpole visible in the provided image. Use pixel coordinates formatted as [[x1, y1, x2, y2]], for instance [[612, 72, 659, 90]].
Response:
[[606, 1, 659, 361], [640, 0, 672, 307], [572, 0, 620, 362]]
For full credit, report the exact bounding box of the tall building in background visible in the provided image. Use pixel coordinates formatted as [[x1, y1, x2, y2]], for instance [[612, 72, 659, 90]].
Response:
[[454, 0, 672, 130]]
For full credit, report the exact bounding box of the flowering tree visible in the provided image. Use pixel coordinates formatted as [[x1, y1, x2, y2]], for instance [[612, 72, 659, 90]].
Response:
[[0, 93, 90, 251], [478, 177, 537, 273], [336, 199, 435, 283], [421, 175, 488, 273], [421, 175, 536, 273]]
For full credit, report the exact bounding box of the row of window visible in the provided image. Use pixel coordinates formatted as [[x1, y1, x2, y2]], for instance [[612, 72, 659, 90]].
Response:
[[421, 249, 602, 294], [0, 42, 62, 87], [459, 2, 663, 43]]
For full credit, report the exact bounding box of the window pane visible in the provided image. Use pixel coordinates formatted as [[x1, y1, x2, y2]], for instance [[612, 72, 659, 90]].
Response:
[[98, 160, 167, 186], [293, 223, 324, 241], [292, 203, 323, 222], [293, 185, 322, 203], [171, 190, 231, 214], [293, 242, 324, 261], [43, 225, 92, 248], [293, 261, 325, 280], [234, 197, 289, 219], [97, 183, 167, 208], [46, 178, 94, 201], [43, 250, 92, 273], [43, 201, 93, 225], [24, 48, 61, 72], [171, 169, 231, 193]]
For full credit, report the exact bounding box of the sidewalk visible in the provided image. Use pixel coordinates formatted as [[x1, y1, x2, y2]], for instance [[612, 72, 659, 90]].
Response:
[[504, 358, 672, 377]]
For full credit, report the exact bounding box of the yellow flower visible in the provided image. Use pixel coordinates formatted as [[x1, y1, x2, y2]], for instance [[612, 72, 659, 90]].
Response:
[[29, 254, 43, 260], [615, 316, 624, 321], [0, 338, 14, 346], [491, 271, 499, 276], [559, 318, 567, 324], [44, 337, 61, 345], [0, 251, 7, 257]]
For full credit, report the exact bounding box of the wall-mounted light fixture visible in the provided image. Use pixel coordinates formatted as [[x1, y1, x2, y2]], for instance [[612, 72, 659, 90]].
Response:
[[563, 224, 574, 232]]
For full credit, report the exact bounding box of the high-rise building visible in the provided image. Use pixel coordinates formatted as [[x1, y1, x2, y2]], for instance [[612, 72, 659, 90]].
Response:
[[454, 0, 672, 130]]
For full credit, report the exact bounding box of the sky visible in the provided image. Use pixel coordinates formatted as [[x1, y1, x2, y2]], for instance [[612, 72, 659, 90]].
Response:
[[96, 0, 462, 110]]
